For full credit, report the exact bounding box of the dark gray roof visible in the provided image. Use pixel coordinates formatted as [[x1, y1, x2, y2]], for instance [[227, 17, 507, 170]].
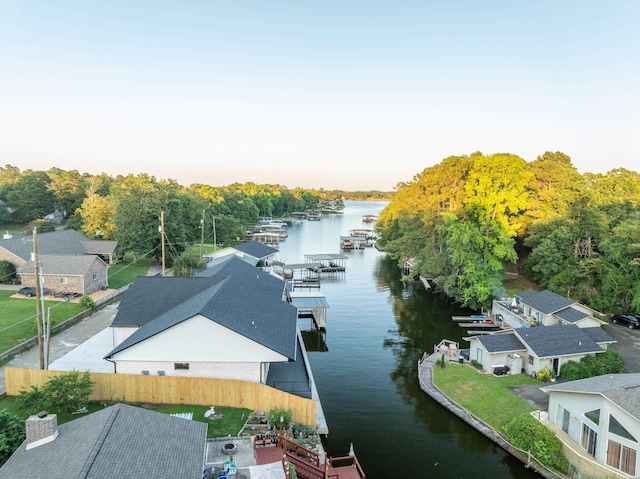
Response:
[[555, 307, 590, 323], [232, 240, 278, 259], [0, 230, 116, 261], [514, 324, 603, 358], [265, 336, 312, 399], [18, 254, 107, 275], [475, 333, 526, 353], [82, 240, 117, 254], [516, 289, 576, 314], [107, 256, 297, 360], [541, 373, 640, 421], [581, 326, 616, 345], [0, 403, 206, 479]]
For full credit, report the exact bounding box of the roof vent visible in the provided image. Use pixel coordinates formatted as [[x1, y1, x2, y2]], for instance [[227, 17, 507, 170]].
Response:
[[26, 413, 59, 450]]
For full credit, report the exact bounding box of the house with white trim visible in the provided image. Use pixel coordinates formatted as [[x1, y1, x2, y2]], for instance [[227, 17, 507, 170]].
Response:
[[542, 374, 640, 478], [204, 240, 278, 267]]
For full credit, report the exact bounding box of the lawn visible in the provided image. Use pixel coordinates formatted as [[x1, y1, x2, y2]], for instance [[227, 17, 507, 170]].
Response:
[[432, 363, 539, 430], [183, 244, 219, 258], [0, 291, 85, 355], [107, 256, 153, 289], [0, 395, 252, 439]]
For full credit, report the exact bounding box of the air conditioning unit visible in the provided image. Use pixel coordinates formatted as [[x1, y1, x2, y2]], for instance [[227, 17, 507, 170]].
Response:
[[157, 371, 165, 376], [141, 370, 149, 375]]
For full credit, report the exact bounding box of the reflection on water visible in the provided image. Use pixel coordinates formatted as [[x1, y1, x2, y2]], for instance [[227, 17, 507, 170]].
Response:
[[276, 201, 541, 479]]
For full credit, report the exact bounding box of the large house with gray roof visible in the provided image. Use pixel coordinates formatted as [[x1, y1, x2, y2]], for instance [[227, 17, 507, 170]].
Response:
[[204, 240, 278, 267], [104, 255, 302, 387], [493, 289, 603, 329], [0, 403, 206, 479], [465, 324, 615, 377], [542, 374, 640, 477]]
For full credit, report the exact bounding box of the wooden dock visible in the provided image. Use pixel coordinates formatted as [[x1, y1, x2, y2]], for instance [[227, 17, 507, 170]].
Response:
[[452, 315, 489, 321], [458, 321, 499, 328]]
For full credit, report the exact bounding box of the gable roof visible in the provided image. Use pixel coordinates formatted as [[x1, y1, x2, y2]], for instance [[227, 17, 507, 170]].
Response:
[[18, 254, 107, 276], [516, 289, 576, 314], [473, 332, 526, 353], [0, 229, 116, 261], [514, 324, 606, 358], [106, 256, 297, 360], [0, 403, 206, 479], [554, 307, 590, 323], [231, 240, 278, 259], [542, 373, 640, 421]]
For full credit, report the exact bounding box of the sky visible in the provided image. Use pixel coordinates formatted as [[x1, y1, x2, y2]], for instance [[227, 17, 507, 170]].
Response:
[[0, 1, 639, 191]]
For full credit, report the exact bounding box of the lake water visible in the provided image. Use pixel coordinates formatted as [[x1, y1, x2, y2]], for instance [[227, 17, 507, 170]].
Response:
[[274, 200, 542, 479]]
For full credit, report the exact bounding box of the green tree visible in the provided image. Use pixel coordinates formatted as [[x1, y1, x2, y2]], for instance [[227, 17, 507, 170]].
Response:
[[0, 260, 16, 283], [78, 193, 117, 239], [0, 409, 25, 466], [4, 171, 57, 223], [17, 371, 94, 415]]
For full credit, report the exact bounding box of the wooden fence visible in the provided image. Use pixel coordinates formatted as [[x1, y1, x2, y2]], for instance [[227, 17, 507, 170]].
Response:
[[5, 367, 317, 426]]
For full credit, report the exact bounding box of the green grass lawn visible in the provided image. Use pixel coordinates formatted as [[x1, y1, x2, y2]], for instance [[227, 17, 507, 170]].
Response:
[[183, 244, 219, 258], [0, 291, 85, 355], [0, 395, 252, 439], [107, 256, 153, 289], [432, 363, 539, 430]]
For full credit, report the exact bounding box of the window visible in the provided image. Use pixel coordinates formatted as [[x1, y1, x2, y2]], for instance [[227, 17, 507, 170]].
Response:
[[174, 363, 189, 370], [609, 415, 637, 442], [92, 272, 98, 280], [527, 355, 534, 365], [556, 404, 570, 434], [59, 277, 69, 284], [476, 349, 483, 366], [607, 440, 637, 476], [581, 423, 598, 457], [585, 409, 600, 426]]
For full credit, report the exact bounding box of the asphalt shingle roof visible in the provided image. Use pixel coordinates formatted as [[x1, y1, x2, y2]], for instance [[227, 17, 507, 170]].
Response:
[[0, 230, 116, 261], [516, 289, 576, 314], [18, 254, 106, 275], [541, 373, 640, 421], [232, 240, 278, 260], [476, 333, 526, 353], [555, 307, 590, 324], [0, 403, 206, 479], [514, 324, 603, 358], [107, 255, 297, 360]]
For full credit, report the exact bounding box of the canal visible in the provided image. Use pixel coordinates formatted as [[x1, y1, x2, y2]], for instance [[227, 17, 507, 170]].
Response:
[[274, 200, 542, 479]]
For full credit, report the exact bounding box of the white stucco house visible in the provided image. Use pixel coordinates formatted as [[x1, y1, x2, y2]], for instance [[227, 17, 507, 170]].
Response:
[[104, 255, 299, 385], [464, 324, 615, 377], [542, 374, 640, 478], [492, 289, 604, 329]]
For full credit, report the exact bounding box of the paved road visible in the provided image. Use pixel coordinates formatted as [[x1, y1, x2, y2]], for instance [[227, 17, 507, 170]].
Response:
[[0, 303, 118, 395]]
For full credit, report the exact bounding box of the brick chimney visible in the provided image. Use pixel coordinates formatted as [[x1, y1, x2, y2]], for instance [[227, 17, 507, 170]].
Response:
[[25, 411, 58, 450]]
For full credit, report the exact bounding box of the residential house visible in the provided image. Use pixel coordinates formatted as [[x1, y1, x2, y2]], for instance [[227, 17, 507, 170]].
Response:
[[18, 254, 108, 296], [465, 324, 615, 377], [542, 374, 640, 477], [104, 255, 299, 385], [0, 403, 207, 479], [204, 240, 278, 267], [493, 289, 604, 329]]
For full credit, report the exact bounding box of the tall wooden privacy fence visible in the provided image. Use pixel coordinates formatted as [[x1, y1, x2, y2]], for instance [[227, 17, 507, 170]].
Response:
[[5, 367, 317, 426]]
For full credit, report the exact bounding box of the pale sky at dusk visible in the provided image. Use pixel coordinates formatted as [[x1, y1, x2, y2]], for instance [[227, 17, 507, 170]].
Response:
[[1, 1, 638, 191]]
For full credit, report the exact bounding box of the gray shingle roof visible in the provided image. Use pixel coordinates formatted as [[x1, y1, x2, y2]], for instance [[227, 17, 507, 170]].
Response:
[[476, 333, 526, 353], [541, 373, 640, 421], [555, 307, 590, 323], [18, 254, 106, 275], [232, 240, 278, 259], [581, 326, 616, 345], [514, 324, 603, 358], [0, 230, 116, 261], [107, 256, 297, 360], [516, 289, 576, 314], [0, 403, 206, 479]]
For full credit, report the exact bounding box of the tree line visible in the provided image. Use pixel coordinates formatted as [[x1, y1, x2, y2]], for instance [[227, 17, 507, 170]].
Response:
[[375, 151, 640, 314], [0, 165, 391, 265]]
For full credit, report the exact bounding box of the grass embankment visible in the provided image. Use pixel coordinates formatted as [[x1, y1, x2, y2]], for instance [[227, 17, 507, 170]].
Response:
[[432, 363, 539, 430], [0, 291, 85, 355], [0, 395, 252, 438]]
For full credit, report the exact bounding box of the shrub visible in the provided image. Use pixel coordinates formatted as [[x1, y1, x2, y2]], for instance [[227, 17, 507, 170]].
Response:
[[440, 353, 446, 368], [79, 295, 96, 310], [536, 366, 554, 382], [29, 220, 56, 233], [268, 408, 292, 431], [17, 371, 94, 415], [503, 414, 569, 472], [0, 409, 26, 466], [0, 260, 16, 283], [172, 256, 207, 277], [560, 351, 624, 381]]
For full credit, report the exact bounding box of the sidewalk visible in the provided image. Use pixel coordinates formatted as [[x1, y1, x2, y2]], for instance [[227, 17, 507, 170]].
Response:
[[0, 303, 119, 395]]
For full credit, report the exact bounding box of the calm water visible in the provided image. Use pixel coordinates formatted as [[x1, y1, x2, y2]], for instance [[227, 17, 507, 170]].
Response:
[[275, 201, 541, 479]]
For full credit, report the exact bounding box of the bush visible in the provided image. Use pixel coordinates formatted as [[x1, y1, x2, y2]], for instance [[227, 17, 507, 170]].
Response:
[[79, 295, 96, 310], [17, 371, 94, 414], [503, 414, 569, 472], [536, 366, 554, 382], [0, 409, 25, 466], [0, 260, 16, 283], [172, 256, 207, 277], [268, 408, 292, 431], [560, 351, 624, 381], [28, 220, 56, 234]]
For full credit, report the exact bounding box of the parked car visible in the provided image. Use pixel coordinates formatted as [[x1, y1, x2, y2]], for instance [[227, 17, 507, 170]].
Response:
[[611, 314, 640, 329], [17, 286, 36, 298]]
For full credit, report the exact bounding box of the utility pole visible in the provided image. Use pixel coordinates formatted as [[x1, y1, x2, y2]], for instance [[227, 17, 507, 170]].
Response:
[[32, 227, 44, 369], [200, 209, 205, 261], [212, 214, 217, 251], [160, 211, 166, 276]]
